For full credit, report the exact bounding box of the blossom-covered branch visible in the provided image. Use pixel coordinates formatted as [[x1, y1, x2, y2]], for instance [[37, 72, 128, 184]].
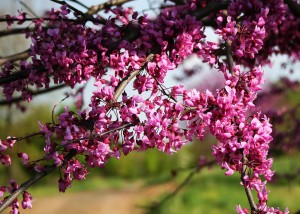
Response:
[[0, 0, 298, 213]]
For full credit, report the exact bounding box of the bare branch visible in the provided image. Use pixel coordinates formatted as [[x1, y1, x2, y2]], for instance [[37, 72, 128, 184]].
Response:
[[113, 54, 154, 101], [50, 0, 106, 24], [0, 119, 134, 212], [0, 17, 78, 23], [66, 0, 89, 10], [192, 0, 229, 19], [225, 39, 234, 74], [0, 27, 30, 38], [241, 154, 258, 213], [0, 165, 56, 213], [0, 49, 30, 66], [19, 1, 39, 18], [0, 71, 28, 85], [9, 131, 43, 142], [0, 84, 67, 105], [140, 160, 215, 211], [86, 0, 134, 15]]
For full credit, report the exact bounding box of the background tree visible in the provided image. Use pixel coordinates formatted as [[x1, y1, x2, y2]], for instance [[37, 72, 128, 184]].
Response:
[[0, 0, 299, 213]]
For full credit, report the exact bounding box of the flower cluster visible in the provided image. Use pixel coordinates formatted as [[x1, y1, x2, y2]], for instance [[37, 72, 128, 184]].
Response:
[[0, 0, 297, 213]]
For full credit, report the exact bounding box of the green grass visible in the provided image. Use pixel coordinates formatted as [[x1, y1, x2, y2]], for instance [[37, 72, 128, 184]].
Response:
[[145, 154, 300, 214]]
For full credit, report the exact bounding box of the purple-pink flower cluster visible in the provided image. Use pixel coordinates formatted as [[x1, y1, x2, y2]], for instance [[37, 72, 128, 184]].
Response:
[[1, 0, 298, 213]]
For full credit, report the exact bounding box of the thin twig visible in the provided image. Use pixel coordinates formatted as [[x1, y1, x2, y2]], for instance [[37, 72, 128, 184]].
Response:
[[50, 0, 106, 24], [192, 0, 229, 19], [241, 154, 257, 213], [52, 95, 69, 124], [67, 0, 89, 10], [19, 0, 39, 18], [140, 160, 215, 211], [86, 0, 134, 15], [8, 131, 43, 142]]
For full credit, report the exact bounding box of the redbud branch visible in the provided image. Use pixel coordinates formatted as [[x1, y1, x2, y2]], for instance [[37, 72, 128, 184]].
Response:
[[0, 84, 67, 105], [0, 1, 228, 86], [225, 39, 234, 74], [0, 165, 56, 213], [86, 0, 134, 15], [192, 0, 229, 19], [225, 37, 257, 212], [113, 54, 154, 101], [0, 26, 48, 38], [0, 17, 79, 23], [65, 123, 134, 143], [0, 148, 78, 213], [0, 122, 134, 212], [19, 0, 39, 18], [241, 154, 257, 213], [67, 0, 89, 10], [0, 71, 28, 85], [0, 42, 144, 211], [139, 160, 215, 211], [153, 76, 177, 102], [50, 0, 106, 24], [8, 131, 43, 142], [0, 27, 30, 38], [0, 49, 30, 66]]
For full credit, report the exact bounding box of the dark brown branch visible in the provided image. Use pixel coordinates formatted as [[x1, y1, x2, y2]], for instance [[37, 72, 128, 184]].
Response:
[[192, 0, 229, 19], [50, 0, 106, 24], [0, 49, 30, 66], [0, 17, 78, 23], [225, 39, 234, 74], [67, 0, 89, 10], [0, 121, 133, 212], [0, 148, 78, 213], [241, 154, 257, 213], [86, 0, 134, 15], [0, 27, 28, 37], [0, 26, 48, 38], [19, 1, 39, 18], [285, 0, 300, 18], [0, 84, 67, 105], [8, 131, 43, 142], [140, 161, 215, 211], [0, 165, 56, 213], [225, 35, 256, 213], [0, 71, 28, 85]]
